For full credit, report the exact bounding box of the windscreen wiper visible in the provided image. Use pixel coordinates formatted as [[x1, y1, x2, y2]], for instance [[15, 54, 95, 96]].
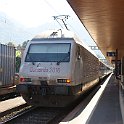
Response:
[[57, 52, 70, 65], [27, 54, 35, 65]]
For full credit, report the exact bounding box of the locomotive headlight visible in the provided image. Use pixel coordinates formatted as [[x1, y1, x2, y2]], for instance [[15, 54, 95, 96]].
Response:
[[57, 79, 71, 83], [66, 79, 71, 83]]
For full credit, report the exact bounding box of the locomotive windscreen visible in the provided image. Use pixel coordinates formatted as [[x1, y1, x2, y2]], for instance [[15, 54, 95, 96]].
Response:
[[25, 43, 71, 62]]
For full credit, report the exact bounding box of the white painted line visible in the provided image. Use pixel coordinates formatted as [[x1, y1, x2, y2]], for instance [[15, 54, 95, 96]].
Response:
[[60, 73, 112, 124], [119, 83, 124, 124]]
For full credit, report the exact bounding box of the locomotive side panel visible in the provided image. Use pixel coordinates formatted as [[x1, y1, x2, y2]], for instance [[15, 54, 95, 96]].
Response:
[[73, 44, 83, 85], [72, 43, 99, 95], [73, 44, 99, 84], [83, 48, 99, 83]]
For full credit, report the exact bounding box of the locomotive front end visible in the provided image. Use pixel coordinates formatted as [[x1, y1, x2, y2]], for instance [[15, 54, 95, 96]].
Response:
[[17, 37, 76, 107]]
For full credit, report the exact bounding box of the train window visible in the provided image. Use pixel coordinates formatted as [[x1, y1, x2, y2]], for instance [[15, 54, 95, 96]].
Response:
[[25, 43, 71, 62]]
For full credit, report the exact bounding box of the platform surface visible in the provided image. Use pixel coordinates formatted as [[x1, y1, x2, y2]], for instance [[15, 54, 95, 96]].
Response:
[[88, 75, 123, 124], [0, 96, 26, 113], [60, 74, 123, 124]]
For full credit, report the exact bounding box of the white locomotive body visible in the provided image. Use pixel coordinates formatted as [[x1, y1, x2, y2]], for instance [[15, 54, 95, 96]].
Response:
[[17, 30, 110, 107]]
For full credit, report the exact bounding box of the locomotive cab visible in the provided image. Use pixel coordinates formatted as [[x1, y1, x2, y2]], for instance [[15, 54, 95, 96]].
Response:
[[19, 39, 73, 86]]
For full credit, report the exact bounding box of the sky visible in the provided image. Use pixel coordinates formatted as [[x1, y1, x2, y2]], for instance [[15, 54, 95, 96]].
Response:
[[0, 0, 74, 28], [0, 0, 106, 59]]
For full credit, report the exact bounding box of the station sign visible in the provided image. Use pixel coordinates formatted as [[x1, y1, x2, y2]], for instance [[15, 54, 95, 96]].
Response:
[[106, 52, 116, 57]]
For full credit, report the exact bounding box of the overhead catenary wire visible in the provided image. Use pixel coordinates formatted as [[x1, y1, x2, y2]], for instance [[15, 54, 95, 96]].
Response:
[[43, 0, 70, 30]]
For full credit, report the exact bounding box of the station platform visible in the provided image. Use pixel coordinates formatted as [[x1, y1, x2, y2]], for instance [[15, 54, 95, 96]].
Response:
[[0, 97, 26, 114], [60, 73, 124, 124], [88, 74, 123, 124]]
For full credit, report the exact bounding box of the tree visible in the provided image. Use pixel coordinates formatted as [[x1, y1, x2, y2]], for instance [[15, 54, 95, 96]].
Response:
[[17, 44, 22, 50], [7, 42, 15, 47], [16, 56, 21, 72], [22, 40, 29, 48]]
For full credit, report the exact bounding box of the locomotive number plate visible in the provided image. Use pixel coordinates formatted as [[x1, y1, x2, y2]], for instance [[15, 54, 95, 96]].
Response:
[[39, 77, 47, 80]]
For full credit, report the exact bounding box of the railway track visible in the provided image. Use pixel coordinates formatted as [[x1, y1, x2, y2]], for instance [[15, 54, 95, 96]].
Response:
[[0, 92, 20, 102], [0, 103, 32, 123], [0, 76, 109, 124], [2, 107, 69, 124], [1, 86, 101, 124]]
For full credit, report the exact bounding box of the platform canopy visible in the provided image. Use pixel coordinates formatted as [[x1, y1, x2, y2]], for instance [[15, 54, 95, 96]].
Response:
[[67, 0, 124, 63]]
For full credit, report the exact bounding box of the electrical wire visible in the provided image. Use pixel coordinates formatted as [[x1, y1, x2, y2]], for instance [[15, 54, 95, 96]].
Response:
[[43, 0, 66, 29]]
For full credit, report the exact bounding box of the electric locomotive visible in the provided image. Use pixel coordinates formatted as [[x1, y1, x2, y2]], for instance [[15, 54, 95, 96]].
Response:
[[17, 29, 111, 107]]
